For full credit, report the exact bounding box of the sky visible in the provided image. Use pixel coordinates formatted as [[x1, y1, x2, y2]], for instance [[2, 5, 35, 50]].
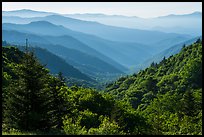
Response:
[[2, 2, 202, 18]]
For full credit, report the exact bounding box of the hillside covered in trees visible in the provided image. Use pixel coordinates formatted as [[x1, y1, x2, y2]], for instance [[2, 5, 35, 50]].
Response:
[[2, 41, 107, 89], [2, 40, 202, 135], [106, 39, 202, 135]]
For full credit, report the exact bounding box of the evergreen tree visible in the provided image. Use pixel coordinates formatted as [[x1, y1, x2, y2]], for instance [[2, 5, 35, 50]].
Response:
[[4, 50, 51, 131], [46, 72, 68, 129], [195, 38, 201, 43], [182, 44, 186, 49], [181, 90, 195, 117]]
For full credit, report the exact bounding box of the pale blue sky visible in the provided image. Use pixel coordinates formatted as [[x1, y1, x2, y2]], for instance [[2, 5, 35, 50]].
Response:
[[2, 2, 202, 18]]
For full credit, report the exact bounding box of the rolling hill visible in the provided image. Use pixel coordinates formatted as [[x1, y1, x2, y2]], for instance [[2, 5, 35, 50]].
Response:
[[2, 30, 125, 81], [3, 41, 94, 82], [2, 9, 58, 17], [3, 21, 189, 68], [2, 11, 197, 70], [2, 14, 192, 45], [64, 12, 202, 36], [2, 22, 129, 71]]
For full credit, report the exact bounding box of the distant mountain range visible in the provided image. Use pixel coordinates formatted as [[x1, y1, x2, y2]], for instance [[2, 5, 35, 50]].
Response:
[[131, 36, 202, 73], [2, 9, 58, 17], [3, 9, 201, 36], [65, 12, 202, 36], [2, 14, 192, 45], [2, 18, 193, 67], [2, 9, 202, 79], [2, 30, 125, 82], [2, 21, 148, 68]]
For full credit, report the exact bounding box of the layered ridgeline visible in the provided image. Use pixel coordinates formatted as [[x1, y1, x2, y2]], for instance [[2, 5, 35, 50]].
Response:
[[2, 16, 193, 68], [2, 30, 125, 84], [2, 21, 153, 68], [64, 12, 202, 36], [2, 24, 128, 72], [2, 42, 99, 88], [3, 9, 202, 37], [105, 40, 202, 135], [2, 13, 192, 46]]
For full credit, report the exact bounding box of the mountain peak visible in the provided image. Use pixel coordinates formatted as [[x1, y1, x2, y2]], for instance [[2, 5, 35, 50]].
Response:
[[4, 9, 45, 13], [2, 9, 57, 18], [29, 21, 54, 25], [17, 9, 36, 12], [190, 11, 202, 16], [158, 11, 202, 18]]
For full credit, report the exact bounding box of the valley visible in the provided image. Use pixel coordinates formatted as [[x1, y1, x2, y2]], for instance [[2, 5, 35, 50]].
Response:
[[2, 3, 202, 135]]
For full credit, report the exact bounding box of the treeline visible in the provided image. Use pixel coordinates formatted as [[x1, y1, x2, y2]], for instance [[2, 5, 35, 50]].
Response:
[[2, 39, 202, 135]]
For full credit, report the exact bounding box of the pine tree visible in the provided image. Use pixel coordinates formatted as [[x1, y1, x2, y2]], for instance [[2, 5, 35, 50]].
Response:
[[46, 72, 68, 129], [4, 49, 51, 131], [181, 90, 195, 117]]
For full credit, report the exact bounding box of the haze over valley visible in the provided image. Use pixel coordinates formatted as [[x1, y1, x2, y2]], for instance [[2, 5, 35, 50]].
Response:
[[2, 8, 202, 83], [2, 2, 202, 135]]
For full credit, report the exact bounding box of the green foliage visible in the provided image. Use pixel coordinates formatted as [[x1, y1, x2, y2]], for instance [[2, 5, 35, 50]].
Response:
[[44, 75, 68, 129], [106, 41, 202, 135], [79, 110, 100, 129], [2, 46, 67, 132], [62, 116, 87, 135], [2, 40, 202, 135], [3, 49, 52, 131], [88, 116, 125, 135]]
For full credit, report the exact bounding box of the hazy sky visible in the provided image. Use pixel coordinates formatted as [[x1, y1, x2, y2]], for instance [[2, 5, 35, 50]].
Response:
[[2, 2, 202, 18]]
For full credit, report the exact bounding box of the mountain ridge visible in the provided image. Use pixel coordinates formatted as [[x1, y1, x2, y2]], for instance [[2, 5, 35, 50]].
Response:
[[2, 30, 125, 82]]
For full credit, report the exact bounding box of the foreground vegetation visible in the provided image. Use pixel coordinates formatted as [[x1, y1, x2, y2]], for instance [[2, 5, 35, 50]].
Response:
[[2, 40, 202, 135]]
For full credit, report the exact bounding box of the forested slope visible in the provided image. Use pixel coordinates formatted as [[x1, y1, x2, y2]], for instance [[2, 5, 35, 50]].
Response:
[[2, 40, 202, 135], [2, 43, 94, 83], [2, 45, 151, 135], [106, 40, 202, 135]]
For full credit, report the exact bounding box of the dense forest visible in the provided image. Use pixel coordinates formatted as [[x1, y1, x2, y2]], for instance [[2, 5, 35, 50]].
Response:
[[2, 40, 202, 135]]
